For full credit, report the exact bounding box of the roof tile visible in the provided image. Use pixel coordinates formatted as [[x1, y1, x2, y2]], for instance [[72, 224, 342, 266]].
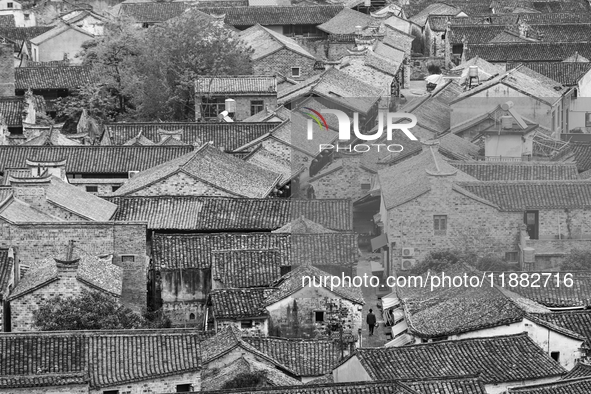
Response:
[[15, 66, 93, 90]]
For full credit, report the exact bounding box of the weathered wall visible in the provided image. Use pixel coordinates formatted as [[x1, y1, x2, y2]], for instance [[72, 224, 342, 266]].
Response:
[[216, 319, 268, 336], [89, 371, 201, 394], [1, 384, 88, 394], [37, 28, 91, 63], [266, 286, 362, 339], [160, 268, 210, 326], [309, 156, 375, 201]]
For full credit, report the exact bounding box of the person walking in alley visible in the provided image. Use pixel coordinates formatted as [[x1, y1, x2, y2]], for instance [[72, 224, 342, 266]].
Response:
[[367, 309, 376, 336]]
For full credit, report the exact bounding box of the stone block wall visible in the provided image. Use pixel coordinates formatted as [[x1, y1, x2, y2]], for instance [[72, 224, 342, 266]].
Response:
[[160, 267, 211, 326], [0, 222, 148, 311], [89, 371, 201, 394], [253, 49, 319, 82], [266, 286, 362, 339], [216, 319, 268, 336], [309, 156, 374, 200]]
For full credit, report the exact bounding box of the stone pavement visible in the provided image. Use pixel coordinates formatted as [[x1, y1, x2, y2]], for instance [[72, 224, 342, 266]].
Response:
[[356, 252, 389, 348]]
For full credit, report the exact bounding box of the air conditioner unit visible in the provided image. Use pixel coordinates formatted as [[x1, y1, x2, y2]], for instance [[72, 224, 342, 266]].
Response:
[[401, 247, 415, 257], [400, 259, 416, 271], [128, 170, 139, 179]]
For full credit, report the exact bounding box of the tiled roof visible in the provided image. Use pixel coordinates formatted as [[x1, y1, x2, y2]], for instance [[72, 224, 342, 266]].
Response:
[[272, 216, 336, 233], [438, 133, 480, 160], [449, 25, 506, 44], [0, 97, 25, 127], [507, 62, 591, 86], [519, 13, 591, 24], [9, 255, 123, 300], [110, 143, 280, 198], [530, 311, 591, 345], [191, 380, 420, 394], [109, 197, 353, 231], [409, 3, 460, 27], [448, 161, 580, 181], [503, 273, 591, 308], [404, 377, 487, 394], [197, 5, 344, 26], [244, 145, 304, 187], [87, 330, 202, 389], [378, 147, 477, 210], [152, 232, 358, 270], [15, 66, 93, 91], [0, 15, 14, 28], [212, 249, 282, 287], [196, 76, 277, 95], [264, 265, 364, 305], [352, 333, 566, 383], [243, 336, 341, 376], [240, 25, 316, 61], [399, 265, 549, 338], [317, 8, 374, 34], [119, 2, 190, 22], [0, 249, 12, 297], [201, 325, 274, 364], [0, 146, 193, 174], [0, 26, 53, 49], [202, 356, 301, 391], [0, 373, 87, 388], [507, 377, 591, 393], [0, 332, 87, 378], [467, 42, 591, 62], [456, 181, 591, 211], [103, 122, 278, 150], [209, 288, 271, 319], [565, 142, 591, 173], [563, 363, 591, 379]]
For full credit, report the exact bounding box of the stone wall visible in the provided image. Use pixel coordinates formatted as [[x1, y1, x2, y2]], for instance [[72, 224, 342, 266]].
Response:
[[0, 222, 148, 311], [127, 172, 235, 197], [89, 371, 201, 394], [216, 319, 269, 336], [10, 277, 114, 332], [253, 48, 319, 82], [266, 286, 362, 339], [385, 173, 522, 274], [0, 43, 15, 97], [309, 156, 375, 200]]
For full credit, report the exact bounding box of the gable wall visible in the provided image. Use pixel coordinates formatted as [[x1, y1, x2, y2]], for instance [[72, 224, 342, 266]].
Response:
[[253, 48, 319, 82], [38, 28, 91, 63], [160, 268, 211, 327], [89, 370, 201, 394], [310, 156, 374, 200], [128, 172, 236, 197]]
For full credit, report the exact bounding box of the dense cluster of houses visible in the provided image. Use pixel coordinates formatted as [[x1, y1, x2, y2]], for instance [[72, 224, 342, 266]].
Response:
[[1, 0, 591, 393]]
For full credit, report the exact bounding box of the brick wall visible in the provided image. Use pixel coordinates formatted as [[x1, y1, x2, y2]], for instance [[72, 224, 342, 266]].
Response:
[[0, 222, 148, 311], [128, 172, 235, 197], [309, 156, 374, 200], [216, 319, 268, 336], [3, 384, 88, 394], [0, 43, 15, 97], [234, 96, 277, 121], [262, 139, 312, 176], [10, 277, 115, 332], [266, 286, 362, 339], [253, 49, 319, 81], [89, 370, 201, 394], [386, 173, 522, 274], [327, 42, 352, 61]]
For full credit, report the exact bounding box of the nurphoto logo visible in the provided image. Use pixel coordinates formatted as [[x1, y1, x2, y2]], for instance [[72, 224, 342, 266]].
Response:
[[304, 108, 419, 152]]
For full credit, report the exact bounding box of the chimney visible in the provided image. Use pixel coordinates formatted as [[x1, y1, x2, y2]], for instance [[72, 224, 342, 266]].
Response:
[[0, 43, 15, 97], [54, 240, 80, 278]]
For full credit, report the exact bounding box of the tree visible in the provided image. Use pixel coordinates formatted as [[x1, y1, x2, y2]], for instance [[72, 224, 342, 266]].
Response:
[[560, 249, 591, 271], [409, 250, 474, 275], [33, 290, 170, 331], [474, 254, 518, 272], [124, 9, 254, 121], [221, 371, 267, 389]]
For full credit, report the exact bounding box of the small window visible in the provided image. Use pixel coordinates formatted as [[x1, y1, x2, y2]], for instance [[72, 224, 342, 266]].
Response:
[[585, 113, 591, 127], [111, 185, 120, 192], [121, 255, 135, 263], [189, 313, 195, 320], [291, 67, 301, 78], [280, 266, 291, 276], [19, 264, 30, 279], [176, 384, 193, 393], [7, 2, 13, 7], [250, 100, 264, 116], [433, 215, 447, 235], [85, 185, 98, 193], [142, 22, 149, 28], [314, 311, 325, 322], [361, 182, 371, 191], [505, 252, 518, 262], [240, 320, 253, 329], [551, 352, 560, 362], [103, 391, 119, 394]]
